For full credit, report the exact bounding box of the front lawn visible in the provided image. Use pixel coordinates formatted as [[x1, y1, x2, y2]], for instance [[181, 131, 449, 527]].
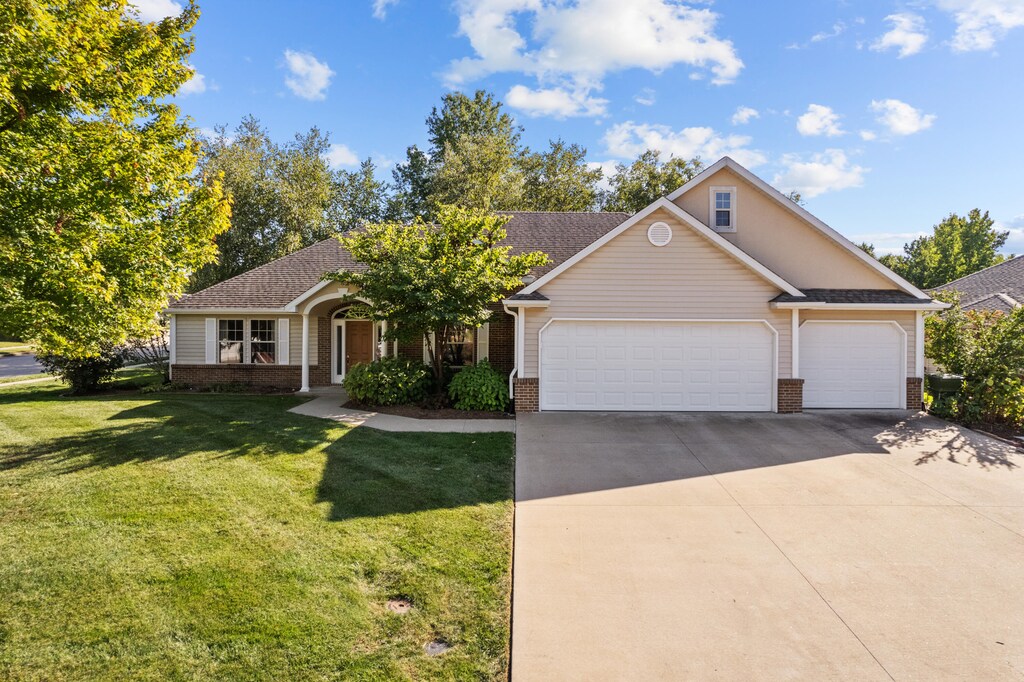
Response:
[[0, 341, 33, 357], [0, 380, 514, 680]]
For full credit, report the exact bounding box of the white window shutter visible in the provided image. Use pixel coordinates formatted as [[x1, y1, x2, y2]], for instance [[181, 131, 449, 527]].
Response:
[[278, 318, 290, 365], [423, 332, 434, 364], [205, 318, 217, 364], [477, 323, 489, 363]]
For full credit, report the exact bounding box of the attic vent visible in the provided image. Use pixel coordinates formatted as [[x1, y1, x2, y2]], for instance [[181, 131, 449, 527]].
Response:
[[647, 221, 672, 247]]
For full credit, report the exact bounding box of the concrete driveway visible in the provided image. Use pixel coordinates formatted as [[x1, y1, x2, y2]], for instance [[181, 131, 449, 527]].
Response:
[[512, 411, 1024, 681]]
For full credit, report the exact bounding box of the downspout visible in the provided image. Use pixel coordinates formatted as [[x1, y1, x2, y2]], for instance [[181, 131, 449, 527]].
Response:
[[503, 304, 519, 398]]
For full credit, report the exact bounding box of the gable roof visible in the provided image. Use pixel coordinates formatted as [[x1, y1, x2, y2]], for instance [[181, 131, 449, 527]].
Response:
[[930, 255, 1024, 311], [667, 157, 931, 300], [515, 197, 804, 298], [170, 212, 629, 311]]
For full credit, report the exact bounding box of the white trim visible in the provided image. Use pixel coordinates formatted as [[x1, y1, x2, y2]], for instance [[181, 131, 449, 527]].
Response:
[[798, 319, 908, 409], [915, 311, 924, 379], [667, 157, 930, 299], [331, 313, 371, 383], [300, 314, 310, 393], [169, 315, 177, 366], [284, 279, 335, 312], [517, 197, 803, 297], [500, 298, 550, 308], [477, 322, 490, 363], [298, 288, 352, 315], [772, 301, 949, 311], [708, 185, 737, 233], [791, 309, 799, 379], [537, 317, 779, 413]]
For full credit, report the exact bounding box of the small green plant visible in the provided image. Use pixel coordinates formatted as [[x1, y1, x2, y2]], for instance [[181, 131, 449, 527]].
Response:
[[447, 360, 509, 411], [140, 381, 191, 394], [37, 344, 127, 394], [343, 357, 432, 406]]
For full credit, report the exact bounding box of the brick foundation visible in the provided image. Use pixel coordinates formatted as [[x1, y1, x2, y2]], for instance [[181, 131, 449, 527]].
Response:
[[513, 377, 539, 413], [171, 363, 302, 389], [907, 376, 923, 410], [777, 378, 804, 413]]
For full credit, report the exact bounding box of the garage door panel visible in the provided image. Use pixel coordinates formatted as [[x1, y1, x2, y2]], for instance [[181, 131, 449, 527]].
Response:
[[540, 320, 775, 412], [801, 322, 903, 409]]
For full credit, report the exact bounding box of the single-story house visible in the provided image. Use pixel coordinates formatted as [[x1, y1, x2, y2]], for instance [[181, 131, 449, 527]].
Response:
[[930, 255, 1023, 312], [166, 156, 947, 413]]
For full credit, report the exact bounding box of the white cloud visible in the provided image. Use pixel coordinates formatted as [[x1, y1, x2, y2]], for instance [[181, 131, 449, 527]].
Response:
[[796, 104, 845, 137], [282, 50, 335, 101], [178, 71, 207, 96], [871, 13, 928, 57], [995, 215, 1024, 254], [326, 144, 359, 169], [634, 88, 656, 106], [859, 130, 878, 141], [934, 0, 1024, 51], [812, 21, 849, 43], [129, 0, 182, 21], [446, 0, 743, 118], [870, 99, 936, 135], [731, 106, 759, 125], [603, 121, 767, 168], [372, 0, 399, 19], [772, 149, 867, 199], [587, 159, 620, 192], [505, 84, 608, 118]]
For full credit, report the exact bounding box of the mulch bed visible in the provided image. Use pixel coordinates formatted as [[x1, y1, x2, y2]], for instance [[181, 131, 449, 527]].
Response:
[[343, 400, 513, 420]]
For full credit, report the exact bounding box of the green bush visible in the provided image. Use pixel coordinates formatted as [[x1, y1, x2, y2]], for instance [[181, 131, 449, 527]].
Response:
[[343, 357, 432, 406], [38, 344, 126, 394], [447, 360, 509, 411]]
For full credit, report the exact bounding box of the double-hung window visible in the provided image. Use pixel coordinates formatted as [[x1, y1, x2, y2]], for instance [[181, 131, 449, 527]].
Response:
[[250, 319, 276, 364], [218, 319, 244, 363], [710, 186, 736, 232], [443, 328, 475, 368]]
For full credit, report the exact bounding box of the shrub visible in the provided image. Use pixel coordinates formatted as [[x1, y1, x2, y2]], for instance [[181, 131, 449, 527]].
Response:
[[343, 357, 432, 406], [447, 360, 509, 411], [926, 294, 1024, 426], [38, 344, 127, 394]]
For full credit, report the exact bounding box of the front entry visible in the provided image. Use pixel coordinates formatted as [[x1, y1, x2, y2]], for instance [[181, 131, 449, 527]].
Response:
[[332, 318, 374, 383]]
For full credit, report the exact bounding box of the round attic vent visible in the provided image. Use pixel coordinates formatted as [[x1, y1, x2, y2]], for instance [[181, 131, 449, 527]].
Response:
[[647, 221, 672, 247]]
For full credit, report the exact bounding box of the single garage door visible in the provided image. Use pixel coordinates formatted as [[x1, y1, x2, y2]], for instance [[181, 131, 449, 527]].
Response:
[[800, 321, 905, 408], [540, 320, 775, 411]]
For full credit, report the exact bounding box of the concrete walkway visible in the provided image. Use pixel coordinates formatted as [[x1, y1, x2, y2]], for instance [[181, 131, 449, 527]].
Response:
[[288, 387, 515, 433], [513, 411, 1024, 680]]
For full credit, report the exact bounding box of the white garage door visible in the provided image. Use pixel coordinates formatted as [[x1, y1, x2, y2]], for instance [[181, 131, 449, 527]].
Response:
[[540, 320, 775, 411], [800, 321, 905, 408]]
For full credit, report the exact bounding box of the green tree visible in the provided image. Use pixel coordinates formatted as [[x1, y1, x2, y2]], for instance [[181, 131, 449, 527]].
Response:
[[519, 139, 603, 212], [329, 206, 548, 386], [0, 0, 230, 358], [883, 209, 1009, 288], [386, 144, 432, 222], [330, 158, 387, 231], [601, 151, 704, 213]]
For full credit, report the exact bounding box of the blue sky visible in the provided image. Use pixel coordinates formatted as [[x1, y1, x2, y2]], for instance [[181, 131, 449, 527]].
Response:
[[139, 0, 1024, 255]]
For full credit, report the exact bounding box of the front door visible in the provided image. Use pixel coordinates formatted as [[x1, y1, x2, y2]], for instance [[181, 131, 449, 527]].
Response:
[[343, 320, 374, 377]]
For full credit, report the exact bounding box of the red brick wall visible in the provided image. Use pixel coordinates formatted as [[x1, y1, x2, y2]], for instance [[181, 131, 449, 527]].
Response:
[[777, 378, 804, 414], [171, 363, 301, 389], [514, 377, 539, 413], [907, 377, 923, 410]]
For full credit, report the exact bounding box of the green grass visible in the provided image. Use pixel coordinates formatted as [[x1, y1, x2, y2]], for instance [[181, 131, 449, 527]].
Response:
[[0, 373, 47, 385], [0, 341, 33, 357], [0, 380, 514, 680]]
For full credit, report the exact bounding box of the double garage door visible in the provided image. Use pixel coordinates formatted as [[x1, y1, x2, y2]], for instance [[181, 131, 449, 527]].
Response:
[[539, 319, 906, 412]]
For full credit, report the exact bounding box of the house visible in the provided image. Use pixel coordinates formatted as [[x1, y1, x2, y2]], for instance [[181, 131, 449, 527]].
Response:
[[930, 255, 1023, 313], [166, 156, 947, 413]]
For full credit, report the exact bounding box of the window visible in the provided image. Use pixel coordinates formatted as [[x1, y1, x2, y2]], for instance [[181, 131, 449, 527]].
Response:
[[250, 319, 276, 364], [443, 328, 475, 367], [710, 186, 736, 232], [218, 319, 243, 364]]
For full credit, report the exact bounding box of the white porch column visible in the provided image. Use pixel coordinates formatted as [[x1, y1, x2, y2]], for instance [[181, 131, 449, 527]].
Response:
[[300, 313, 310, 393], [791, 308, 800, 378], [915, 310, 925, 378], [379, 319, 388, 359]]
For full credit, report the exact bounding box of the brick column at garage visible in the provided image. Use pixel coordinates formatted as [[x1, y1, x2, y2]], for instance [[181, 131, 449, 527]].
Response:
[[514, 378, 539, 413], [777, 378, 804, 413], [907, 377, 923, 411]]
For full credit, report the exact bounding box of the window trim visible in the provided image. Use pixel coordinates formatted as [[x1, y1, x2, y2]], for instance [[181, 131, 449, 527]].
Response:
[[249, 319, 277, 365], [217, 318, 244, 364], [709, 185, 737, 233]]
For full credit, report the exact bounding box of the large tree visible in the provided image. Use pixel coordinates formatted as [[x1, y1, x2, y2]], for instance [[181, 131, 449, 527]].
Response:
[[0, 0, 230, 357], [601, 151, 703, 213], [874, 209, 1009, 288], [329, 206, 548, 385], [520, 139, 603, 212]]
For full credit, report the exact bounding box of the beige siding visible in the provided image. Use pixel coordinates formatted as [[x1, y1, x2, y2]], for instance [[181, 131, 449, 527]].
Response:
[[799, 310, 917, 377], [173, 313, 314, 366], [524, 207, 792, 377], [674, 168, 896, 290]]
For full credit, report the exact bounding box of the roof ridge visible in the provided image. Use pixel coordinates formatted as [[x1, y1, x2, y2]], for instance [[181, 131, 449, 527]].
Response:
[[934, 253, 1024, 289]]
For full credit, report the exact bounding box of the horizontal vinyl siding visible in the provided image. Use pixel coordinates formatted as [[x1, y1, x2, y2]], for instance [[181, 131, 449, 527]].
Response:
[[173, 313, 312, 366], [523, 207, 791, 377], [799, 310, 917, 378]]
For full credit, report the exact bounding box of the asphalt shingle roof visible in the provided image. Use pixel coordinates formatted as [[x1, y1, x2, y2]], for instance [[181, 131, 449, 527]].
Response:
[[172, 211, 629, 310], [930, 256, 1024, 311], [772, 289, 929, 304]]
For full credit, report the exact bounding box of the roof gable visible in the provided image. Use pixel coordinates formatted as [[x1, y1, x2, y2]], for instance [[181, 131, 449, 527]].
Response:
[[932, 255, 1024, 310]]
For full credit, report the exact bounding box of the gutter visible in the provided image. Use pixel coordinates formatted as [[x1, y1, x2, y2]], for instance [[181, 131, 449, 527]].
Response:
[[502, 304, 519, 398]]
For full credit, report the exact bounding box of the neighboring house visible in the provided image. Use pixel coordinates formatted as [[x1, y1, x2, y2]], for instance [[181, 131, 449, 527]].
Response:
[[167, 156, 946, 413], [930, 255, 1024, 313]]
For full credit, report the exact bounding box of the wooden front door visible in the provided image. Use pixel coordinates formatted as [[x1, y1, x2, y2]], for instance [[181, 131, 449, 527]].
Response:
[[344, 320, 374, 374]]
